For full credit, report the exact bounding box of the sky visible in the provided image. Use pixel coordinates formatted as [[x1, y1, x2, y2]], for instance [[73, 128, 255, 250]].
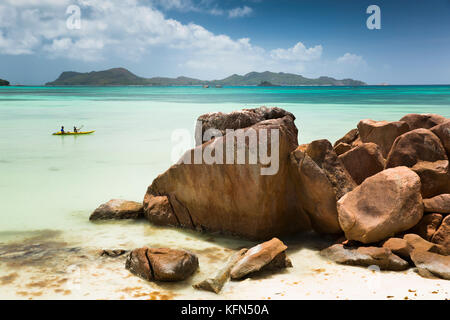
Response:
[[0, 0, 449, 85]]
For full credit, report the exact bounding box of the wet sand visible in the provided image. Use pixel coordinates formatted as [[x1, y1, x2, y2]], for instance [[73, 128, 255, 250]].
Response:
[[0, 221, 448, 300]]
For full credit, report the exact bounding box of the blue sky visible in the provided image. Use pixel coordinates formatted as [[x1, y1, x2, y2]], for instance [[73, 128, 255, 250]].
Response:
[[0, 0, 449, 85]]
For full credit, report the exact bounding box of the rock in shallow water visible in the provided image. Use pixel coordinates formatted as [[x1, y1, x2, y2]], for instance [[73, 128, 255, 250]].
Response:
[[230, 238, 292, 280], [90, 199, 143, 220], [320, 244, 409, 271], [193, 249, 248, 293], [144, 107, 310, 239], [125, 247, 198, 282], [337, 167, 423, 244]]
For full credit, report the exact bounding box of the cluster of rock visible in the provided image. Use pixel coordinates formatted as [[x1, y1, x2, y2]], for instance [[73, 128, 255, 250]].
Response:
[[91, 107, 449, 280], [123, 238, 292, 291]]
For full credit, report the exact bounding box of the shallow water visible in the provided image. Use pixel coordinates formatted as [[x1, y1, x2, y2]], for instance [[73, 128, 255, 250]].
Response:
[[0, 86, 449, 299]]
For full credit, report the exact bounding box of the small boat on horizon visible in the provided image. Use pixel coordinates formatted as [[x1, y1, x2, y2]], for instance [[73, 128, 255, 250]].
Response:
[[202, 84, 209, 88]]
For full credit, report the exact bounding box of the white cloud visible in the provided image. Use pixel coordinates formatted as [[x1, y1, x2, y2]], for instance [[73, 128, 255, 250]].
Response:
[[337, 53, 366, 66], [0, 0, 367, 80], [270, 42, 323, 62], [228, 6, 253, 18]]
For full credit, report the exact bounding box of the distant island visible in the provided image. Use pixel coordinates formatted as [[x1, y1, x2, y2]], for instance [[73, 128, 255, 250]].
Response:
[[0, 79, 10, 86], [46, 68, 366, 87]]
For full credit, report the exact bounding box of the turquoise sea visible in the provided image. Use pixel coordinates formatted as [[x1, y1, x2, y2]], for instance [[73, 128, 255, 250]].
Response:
[[1, 85, 449, 300], [1, 85, 450, 232]]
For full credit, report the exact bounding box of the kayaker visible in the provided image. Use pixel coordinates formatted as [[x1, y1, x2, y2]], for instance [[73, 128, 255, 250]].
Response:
[[73, 126, 78, 133], [61, 126, 65, 134]]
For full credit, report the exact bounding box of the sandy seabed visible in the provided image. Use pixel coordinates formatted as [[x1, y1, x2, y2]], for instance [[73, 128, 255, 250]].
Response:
[[0, 220, 448, 300]]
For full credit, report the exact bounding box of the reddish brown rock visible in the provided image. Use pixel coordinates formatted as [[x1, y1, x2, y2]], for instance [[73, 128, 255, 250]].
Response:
[[410, 250, 450, 280], [382, 238, 412, 260], [409, 213, 444, 241], [385, 129, 448, 169], [196, 106, 295, 145], [339, 142, 385, 184], [125, 247, 198, 282], [230, 238, 292, 279], [143, 195, 178, 226], [403, 234, 448, 255], [337, 167, 423, 244], [145, 108, 310, 240], [411, 160, 450, 198], [432, 215, 450, 249], [89, 199, 143, 221], [423, 194, 450, 214], [320, 244, 409, 271], [431, 120, 450, 157], [290, 139, 356, 234], [357, 119, 410, 158], [333, 142, 352, 156], [399, 113, 447, 130], [334, 128, 359, 147]]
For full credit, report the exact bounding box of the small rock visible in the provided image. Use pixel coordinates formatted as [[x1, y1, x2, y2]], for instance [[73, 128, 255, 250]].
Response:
[[410, 250, 450, 280], [100, 249, 128, 257], [382, 238, 412, 260], [320, 244, 409, 271], [339, 142, 385, 184], [125, 247, 198, 282], [333, 142, 352, 156], [411, 160, 450, 198], [90, 199, 143, 220], [193, 249, 248, 293], [408, 213, 443, 241], [423, 194, 450, 214], [357, 119, 410, 158], [230, 238, 292, 280], [334, 128, 359, 147], [432, 215, 450, 249], [431, 120, 450, 157], [403, 234, 448, 256]]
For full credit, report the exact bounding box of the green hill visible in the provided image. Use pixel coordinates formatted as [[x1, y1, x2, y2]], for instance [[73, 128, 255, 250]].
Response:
[[46, 68, 366, 86], [0, 79, 10, 86]]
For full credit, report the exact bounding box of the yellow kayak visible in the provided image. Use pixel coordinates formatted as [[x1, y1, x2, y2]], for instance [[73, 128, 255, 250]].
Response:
[[53, 130, 95, 136]]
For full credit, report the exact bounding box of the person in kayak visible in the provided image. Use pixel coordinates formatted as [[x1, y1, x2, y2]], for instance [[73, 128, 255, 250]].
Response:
[[73, 126, 78, 133], [61, 126, 65, 134]]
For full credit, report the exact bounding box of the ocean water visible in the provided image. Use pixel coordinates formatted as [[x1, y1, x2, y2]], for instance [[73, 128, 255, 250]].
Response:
[[0, 85, 449, 299]]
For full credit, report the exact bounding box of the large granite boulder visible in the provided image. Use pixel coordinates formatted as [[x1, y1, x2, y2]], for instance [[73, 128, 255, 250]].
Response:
[[432, 215, 449, 249], [410, 250, 450, 280], [431, 120, 450, 157], [125, 247, 198, 282], [385, 129, 448, 169], [196, 106, 295, 145], [290, 139, 356, 234], [338, 142, 385, 184], [357, 119, 410, 158], [143, 195, 179, 226], [423, 194, 450, 214], [337, 167, 423, 244], [320, 244, 409, 271], [144, 108, 310, 239], [89, 199, 143, 220], [230, 238, 292, 279], [399, 113, 447, 130], [411, 160, 450, 198]]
